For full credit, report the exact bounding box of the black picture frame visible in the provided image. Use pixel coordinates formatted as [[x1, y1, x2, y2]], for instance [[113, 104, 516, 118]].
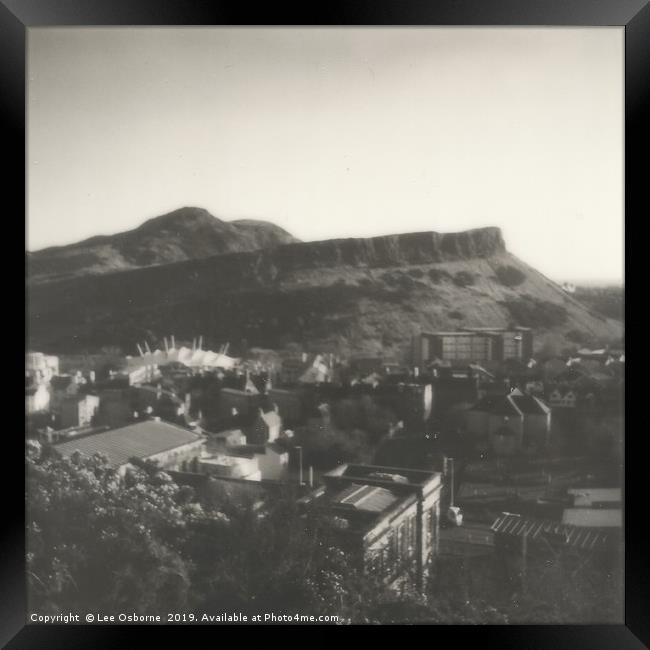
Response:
[[5, 0, 645, 647]]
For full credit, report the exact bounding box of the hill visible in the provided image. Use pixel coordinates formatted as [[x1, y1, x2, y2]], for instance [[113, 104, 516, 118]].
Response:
[[27, 226, 624, 360], [27, 207, 299, 283]]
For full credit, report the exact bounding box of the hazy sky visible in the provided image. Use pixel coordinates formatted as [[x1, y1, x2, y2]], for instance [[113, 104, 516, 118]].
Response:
[[28, 27, 623, 283]]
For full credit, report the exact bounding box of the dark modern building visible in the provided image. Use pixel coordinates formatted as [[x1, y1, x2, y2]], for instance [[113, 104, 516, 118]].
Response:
[[298, 464, 443, 591], [412, 327, 533, 365]]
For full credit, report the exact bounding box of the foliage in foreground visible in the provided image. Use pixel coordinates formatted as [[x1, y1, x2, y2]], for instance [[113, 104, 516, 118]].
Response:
[[27, 443, 622, 623]]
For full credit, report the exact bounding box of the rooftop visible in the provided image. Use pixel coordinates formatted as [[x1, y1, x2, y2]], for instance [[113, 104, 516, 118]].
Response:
[[491, 513, 615, 551], [567, 488, 622, 508], [562, 508, 622, 528], [300, 464, 441, 536], [54, 419, 203, 468], [325, 463, 441, 490]]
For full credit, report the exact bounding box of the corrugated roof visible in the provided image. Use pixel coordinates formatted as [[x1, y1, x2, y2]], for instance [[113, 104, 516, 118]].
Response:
[[491, 513, 614, 551], [54, 420, 203, 468], [334, 483, 400, 513]]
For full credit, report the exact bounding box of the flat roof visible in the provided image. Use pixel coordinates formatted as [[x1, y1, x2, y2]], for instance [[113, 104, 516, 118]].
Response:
[[54, 419, 203, 468], [562, 508, 622, 528], [325, 463, 441, 489], [567, 488, 622, 507]]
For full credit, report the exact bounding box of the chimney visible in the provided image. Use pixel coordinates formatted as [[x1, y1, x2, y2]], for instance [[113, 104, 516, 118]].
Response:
[[171, 335, 176, 349]]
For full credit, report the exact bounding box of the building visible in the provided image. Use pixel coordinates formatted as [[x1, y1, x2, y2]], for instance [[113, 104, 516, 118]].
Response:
[[491, 512, 618, 563], [59, 393, 100, 429], [413, 327, 533, 366], [53, 418, 204, 476], [268, 388, 303, 425], [298, 464, 443, 590], [278, 356, 310, 386], [26, 352, 59, 385], [567, 488, 621, 509], [218, 387, 260, 419], [121, 357, 161, 385], [50, 375, 80, 411], [561, 508, 622, 528], [198, 452, 261, 481], [244, 407, 283, 445], [547, 387, 578, 409], [204, 428, 248, 453], [228, 442, 289, 481], [374, 383, 433, 434], [429, 364, 502, 419], [26, 382, 50, 414], [350, 357, 384, 376], [465, 388, 551, 455]]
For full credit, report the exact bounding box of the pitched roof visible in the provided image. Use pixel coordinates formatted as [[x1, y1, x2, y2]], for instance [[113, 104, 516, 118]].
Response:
[[260, 409, 282, 429], [471, 395, 522, 417], [510, 394, 550, 415], [53, 419, 203, 468]]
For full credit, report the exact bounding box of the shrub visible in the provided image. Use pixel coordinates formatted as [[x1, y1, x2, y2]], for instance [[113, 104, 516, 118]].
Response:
[[448, 310, 464, 320], [565, 329, 589, 344], [495, 265, 527, 287], [428, 268, 452, 284], [407, 268, 424, 278], [501, 296, 568, 328], [453, 271, 475, 287]]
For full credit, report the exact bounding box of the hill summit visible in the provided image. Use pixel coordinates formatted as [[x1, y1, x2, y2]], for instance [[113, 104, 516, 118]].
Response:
[[28, 206, 300, 283]]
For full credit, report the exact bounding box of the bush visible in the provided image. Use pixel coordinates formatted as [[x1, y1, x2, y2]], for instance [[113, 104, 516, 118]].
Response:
[[407, 268, 424, 278], [448, 310, 464, 320], [565, 329, 589, 344], [495, 265, 527, 287], [453, 271, 475, 287], [428, 268, 452, 284], [501, 296, 568, 328]]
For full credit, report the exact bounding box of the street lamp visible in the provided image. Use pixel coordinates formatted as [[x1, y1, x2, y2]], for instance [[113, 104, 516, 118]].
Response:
[[449, 457, 455, 508]]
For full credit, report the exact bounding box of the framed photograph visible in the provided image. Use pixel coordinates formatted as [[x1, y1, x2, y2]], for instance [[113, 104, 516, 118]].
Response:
[[5, 0, 644, 646]]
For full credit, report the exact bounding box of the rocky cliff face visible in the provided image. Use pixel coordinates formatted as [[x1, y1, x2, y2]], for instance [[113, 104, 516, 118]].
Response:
[[27, 224, 622, 359], [248, 227, 506, 273]]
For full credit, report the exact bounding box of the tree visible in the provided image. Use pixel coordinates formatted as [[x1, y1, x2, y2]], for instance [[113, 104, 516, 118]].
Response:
[[27, 444, 198, 615]]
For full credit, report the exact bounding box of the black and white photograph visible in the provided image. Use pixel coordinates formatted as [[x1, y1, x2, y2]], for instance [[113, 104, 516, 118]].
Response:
[[24, 24, 627, 627]]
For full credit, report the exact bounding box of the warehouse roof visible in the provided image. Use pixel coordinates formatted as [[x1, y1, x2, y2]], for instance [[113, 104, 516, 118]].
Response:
[[54, 419, 203, 468]]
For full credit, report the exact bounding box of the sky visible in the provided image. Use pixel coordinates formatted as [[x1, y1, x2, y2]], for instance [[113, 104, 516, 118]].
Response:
[[27, 27, 624, 284]]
